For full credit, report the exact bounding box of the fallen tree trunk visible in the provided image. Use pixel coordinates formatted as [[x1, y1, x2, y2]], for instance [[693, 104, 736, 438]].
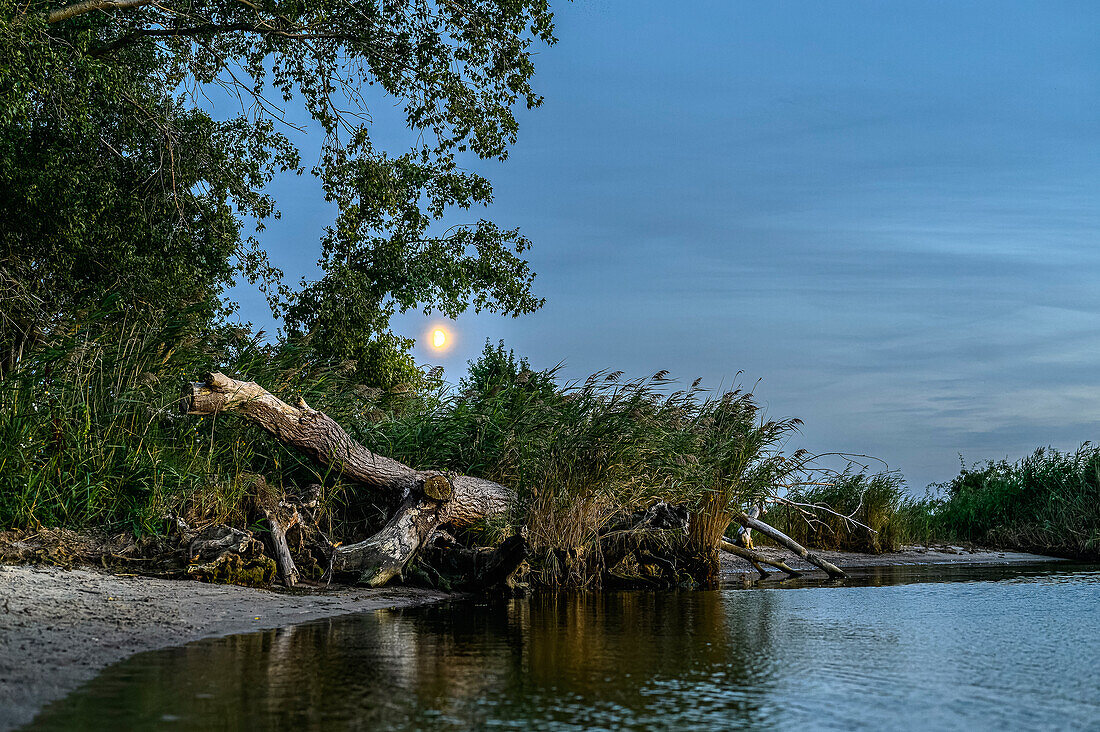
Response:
[[731, 510, 847, 579], [183, 372, 514, 586]]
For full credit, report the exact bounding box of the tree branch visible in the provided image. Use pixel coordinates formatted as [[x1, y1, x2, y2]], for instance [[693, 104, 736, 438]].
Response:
[[48, 0, 154, 24]]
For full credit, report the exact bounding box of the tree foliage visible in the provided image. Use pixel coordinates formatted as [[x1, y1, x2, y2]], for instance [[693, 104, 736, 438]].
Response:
[[0, 0, 555, 383]]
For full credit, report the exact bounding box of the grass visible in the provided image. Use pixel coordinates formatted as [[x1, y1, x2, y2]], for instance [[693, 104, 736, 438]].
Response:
[[0, 303, 372, 535], [349, 341, 807, 585], [766, 447, 1100, 559]]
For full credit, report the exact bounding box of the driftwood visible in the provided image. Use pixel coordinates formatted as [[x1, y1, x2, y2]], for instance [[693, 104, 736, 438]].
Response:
[[182, 374, 849, 588], [719, 540, 803, 578], [183, 373, 514, 586], [252, 482, 303, 587], [732, 509, 847, 578]]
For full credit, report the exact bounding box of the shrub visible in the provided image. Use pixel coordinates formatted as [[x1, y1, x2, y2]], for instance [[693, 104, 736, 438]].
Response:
[[930, 446, 1100, 558]]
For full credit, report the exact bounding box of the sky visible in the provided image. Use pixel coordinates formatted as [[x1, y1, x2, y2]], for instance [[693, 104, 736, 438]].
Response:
[[228, 0, 1100, 492]]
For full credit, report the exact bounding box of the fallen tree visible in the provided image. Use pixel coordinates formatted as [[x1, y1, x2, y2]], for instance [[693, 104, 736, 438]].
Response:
[[181, 372, 848, 589], [731, 509, 848, 578], [183, 373, 517, 587]]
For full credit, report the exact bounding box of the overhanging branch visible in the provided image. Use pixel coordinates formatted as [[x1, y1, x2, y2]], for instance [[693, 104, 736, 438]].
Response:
[[48, 0, 154, 24]]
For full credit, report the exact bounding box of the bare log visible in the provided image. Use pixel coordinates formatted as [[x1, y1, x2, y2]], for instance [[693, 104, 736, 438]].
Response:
[[183, 373, 514, 585], [731, 510, 847, 579], [719, 540, 803, 578]]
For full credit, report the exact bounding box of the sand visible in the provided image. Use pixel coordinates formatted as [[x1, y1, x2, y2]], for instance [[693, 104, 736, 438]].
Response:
[[0, 566, 447, 731]]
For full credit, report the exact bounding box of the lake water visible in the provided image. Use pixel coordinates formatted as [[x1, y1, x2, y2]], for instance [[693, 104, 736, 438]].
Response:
[[26, 563, 1100, 731]]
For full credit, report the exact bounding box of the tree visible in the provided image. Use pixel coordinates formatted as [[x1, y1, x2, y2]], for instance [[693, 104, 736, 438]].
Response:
[[0, 0, 555, 381], [0, 0, 288, 366]]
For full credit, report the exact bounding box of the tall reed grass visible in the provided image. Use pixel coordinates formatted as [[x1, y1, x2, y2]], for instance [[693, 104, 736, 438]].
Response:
[[336, 341, 809, 584], [0, 302, 369, 534]]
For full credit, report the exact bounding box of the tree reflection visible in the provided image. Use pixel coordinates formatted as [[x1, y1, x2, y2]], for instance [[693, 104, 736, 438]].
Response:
[[30, 592, 783, 730]]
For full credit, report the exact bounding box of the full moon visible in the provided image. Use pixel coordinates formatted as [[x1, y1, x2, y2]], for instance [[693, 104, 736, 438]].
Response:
[[431, 329, 447, 349]]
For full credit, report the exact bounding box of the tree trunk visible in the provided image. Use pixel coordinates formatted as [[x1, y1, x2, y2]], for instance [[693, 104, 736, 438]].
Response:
[[182, 373, 514, 586]]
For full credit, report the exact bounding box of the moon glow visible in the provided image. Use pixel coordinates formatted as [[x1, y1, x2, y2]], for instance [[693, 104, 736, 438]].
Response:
[[432, 328, 447, 349]]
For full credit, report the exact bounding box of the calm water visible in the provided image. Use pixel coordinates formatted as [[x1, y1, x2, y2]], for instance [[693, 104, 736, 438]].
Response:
[[27, 564, 1100, 731]]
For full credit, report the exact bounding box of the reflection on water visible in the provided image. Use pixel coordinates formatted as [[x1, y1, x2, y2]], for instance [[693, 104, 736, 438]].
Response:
[[27, 564, 1100, 731]]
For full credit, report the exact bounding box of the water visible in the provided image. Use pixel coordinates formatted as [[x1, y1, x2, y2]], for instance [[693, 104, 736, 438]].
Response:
[[26, 564, 1100, 731]]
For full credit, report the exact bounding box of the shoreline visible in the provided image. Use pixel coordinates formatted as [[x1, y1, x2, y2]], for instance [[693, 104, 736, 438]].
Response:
[[1, 545, 1068, 730], [0, 565, 449, 731], [721, 544, 1067, 574]]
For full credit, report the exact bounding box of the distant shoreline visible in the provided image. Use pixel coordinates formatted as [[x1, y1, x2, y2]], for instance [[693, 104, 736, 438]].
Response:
[[721, 544, 1066, 575], [1, 546, 1068, 730]]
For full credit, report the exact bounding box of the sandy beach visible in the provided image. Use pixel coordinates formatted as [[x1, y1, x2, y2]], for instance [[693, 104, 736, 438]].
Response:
[[0, 566, 448, 731]]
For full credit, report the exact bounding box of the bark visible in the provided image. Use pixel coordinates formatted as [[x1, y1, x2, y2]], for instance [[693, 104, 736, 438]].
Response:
[[731, 510, 848, 579], [47, 0, 154, 23], [183, 372, 514, 586]]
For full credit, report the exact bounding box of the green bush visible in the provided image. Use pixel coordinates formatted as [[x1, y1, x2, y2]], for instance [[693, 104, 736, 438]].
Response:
[[928, 447, 1100, 558]]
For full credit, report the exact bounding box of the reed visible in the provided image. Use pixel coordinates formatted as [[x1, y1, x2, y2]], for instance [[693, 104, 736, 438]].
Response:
[[0, 303, 368, 534]]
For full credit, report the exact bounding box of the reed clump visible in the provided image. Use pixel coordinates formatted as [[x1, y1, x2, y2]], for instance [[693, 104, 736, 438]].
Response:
[[283, 340, 808, 587], [0, 302, 375, 535]]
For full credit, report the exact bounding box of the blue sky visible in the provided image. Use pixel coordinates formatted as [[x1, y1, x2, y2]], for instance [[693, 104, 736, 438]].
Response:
[[230, 1, 1100, 492]]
